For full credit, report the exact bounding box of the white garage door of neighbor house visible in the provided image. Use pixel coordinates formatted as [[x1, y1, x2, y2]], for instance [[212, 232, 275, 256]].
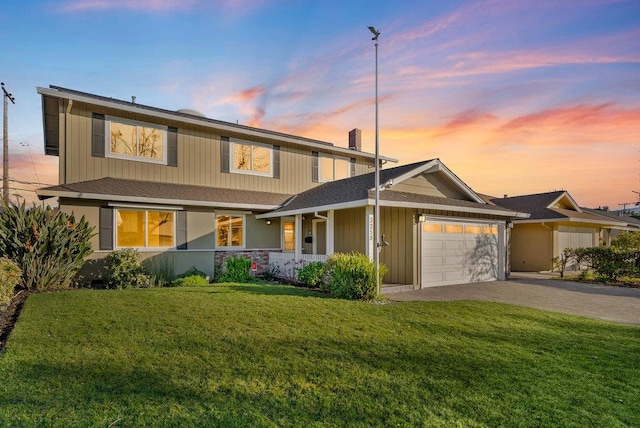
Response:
[[558, 226, 594, 254], [421, 221, 500, 287]]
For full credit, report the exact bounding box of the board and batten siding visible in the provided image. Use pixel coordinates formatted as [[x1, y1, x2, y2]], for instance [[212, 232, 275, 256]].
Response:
[[379, 207, 415, 285], [391, 172, 470, 200], [60, 101, 371, 195], [334, 207, 366, 254]]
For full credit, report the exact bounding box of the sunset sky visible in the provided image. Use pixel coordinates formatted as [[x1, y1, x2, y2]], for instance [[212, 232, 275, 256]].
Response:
[[2, 0, 639, 208]]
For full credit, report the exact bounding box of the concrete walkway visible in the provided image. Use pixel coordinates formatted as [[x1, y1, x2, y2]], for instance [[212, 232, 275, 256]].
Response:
[[388, 273, 640, 326]]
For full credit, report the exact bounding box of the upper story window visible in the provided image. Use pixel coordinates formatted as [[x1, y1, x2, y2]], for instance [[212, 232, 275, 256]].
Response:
[[319, 155, 350, 182], [231, 141, 273, 176], [106, 116, 167, 164]]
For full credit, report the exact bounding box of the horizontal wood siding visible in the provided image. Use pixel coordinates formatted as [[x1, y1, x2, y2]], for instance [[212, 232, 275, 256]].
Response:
[[62, 101, 376, 194]]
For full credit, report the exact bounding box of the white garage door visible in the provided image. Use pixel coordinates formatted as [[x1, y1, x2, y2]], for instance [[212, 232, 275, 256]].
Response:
[[421, 221, 500, 287], [558, 226, 594, 254]]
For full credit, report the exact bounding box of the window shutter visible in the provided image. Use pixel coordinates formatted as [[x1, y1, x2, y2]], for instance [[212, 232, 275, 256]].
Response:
[[176, 210, 187, 250], [221, 136, 230, 173], [273, 145, 280, 179], [92, 113, 105, 158], [312, 151, 319, 182], [167, 127, 178, 167], [350, 158, 356, 177], [99, 206, 114, 250]]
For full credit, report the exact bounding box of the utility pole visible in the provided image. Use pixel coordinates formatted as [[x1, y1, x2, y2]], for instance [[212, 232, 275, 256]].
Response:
[[2, 83, 16, 206]]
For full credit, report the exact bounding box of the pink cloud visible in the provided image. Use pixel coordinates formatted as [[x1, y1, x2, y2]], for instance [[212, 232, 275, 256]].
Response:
[[62, 0, 198, 12]]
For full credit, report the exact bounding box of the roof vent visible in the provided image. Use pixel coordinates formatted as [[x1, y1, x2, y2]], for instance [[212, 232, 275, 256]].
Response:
[[177, 108, 207, 118]]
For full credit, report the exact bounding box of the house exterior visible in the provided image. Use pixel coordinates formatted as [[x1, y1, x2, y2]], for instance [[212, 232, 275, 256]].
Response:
[[491, 191, 629, 272], [37, 85, 527, 289]]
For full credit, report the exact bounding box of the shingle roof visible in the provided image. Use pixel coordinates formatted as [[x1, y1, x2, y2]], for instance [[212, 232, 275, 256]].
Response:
[[582, 207, 640, 229], [37, 177, 291, 210], [269, 160, 521, 217], [491, 191, 627, 225]]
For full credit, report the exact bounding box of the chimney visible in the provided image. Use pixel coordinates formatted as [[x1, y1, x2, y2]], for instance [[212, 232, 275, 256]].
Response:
[[348, 128, 361, 151]]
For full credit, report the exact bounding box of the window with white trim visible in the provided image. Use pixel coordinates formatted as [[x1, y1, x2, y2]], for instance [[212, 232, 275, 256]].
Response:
[[116, 209, 175, 248], [106, 116, 167, 164], [319, 155, 350, 182], [231, 141, 273, 176], [216, 214, 245, 248]]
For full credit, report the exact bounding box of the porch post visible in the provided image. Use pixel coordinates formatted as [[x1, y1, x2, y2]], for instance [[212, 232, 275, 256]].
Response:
[[326, 210, 335, 255], [294, 214, 303, 260]]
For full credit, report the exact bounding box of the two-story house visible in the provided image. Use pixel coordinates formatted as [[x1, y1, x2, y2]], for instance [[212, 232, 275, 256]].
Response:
[[37, 85, 527, 289]]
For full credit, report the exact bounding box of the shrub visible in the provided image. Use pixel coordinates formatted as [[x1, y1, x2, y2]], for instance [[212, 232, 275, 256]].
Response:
[[574, 247, 638, 282], [105, 249, 151, 289], [296, 261, 326, 288], [171, 267, 209, 287], [221, 256, 252, 283], [0, 202, 94, 291], [324, 252, 387, 300], [0, 257, 22, 305], [611, 231, 640, 251], [171, 274, 210, 287]]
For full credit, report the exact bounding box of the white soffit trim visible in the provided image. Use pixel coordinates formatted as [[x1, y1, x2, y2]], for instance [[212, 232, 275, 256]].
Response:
[[548, 191, 582, 213], [374, 199, 528, 217], [256, 199, 369, 218], [513, 217, 627, 226], [108, 202, 184, 210], [37, 189, 281, 211], [37, 87, 398, 163]]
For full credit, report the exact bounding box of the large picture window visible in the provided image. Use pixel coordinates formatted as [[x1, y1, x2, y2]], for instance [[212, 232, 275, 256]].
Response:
[[319, 155, 350, 182], [107, 116, 167, 163], [231, 141, 272, 176], [217, 214, 245, 248], [116, 209, 175, 248]]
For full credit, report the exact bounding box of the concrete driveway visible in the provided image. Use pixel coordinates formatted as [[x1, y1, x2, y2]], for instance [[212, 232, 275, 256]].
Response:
[[388, 273, 640, 326]]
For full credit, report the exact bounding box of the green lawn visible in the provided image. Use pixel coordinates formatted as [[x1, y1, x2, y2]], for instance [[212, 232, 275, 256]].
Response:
[[0, 283, 638, 427]]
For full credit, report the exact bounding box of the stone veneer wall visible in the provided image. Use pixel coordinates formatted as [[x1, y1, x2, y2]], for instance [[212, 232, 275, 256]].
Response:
[[214, 250, 279, 274]]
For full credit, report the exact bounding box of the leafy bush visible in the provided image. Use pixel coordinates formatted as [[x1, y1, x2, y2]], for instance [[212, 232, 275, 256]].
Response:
[[171, 267, 209, 287], [221, 256, 252, 283], [296, 261, 326, 288], [324, 252, 387, 300], [105, 249, 151, 289], [0, 202, 94, 291], [611, 231, 640, 251], [574, 247, 639, 282], [171, 274, 210, 287], [0, 257, 22, 305]]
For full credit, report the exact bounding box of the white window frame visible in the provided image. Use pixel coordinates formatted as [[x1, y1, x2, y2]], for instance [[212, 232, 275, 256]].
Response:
[[318, 154, 351, 182], [230, 139, 273, 177], [114, 208, 176, 250], [105, 116, 168, 165], [215, 213, 247, 249]]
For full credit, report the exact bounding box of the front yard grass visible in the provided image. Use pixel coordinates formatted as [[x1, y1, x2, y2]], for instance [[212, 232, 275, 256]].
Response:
[[0, 282, 638, 426]]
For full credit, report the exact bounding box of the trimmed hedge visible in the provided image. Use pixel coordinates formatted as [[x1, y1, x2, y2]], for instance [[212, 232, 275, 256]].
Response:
[[324, 252, 387, 300]]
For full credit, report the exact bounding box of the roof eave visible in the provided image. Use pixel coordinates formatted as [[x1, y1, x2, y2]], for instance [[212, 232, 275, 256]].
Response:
[[37, 86, 398, 163], [36, 189, 281, 211]]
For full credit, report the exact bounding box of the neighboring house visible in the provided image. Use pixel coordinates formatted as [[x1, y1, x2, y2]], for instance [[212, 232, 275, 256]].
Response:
[[37, 85, 527, 289], [582, 207, 640, 240], [491, 191, 628, 272]]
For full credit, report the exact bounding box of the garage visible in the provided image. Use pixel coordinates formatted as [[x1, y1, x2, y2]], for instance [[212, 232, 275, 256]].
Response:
[[558, 226, 595, 254], [421, 220, 502, 287]]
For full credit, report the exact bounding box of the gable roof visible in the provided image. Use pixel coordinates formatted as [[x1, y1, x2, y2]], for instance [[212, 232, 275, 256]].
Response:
[[258, 160, 528, 218], [582, 207, 640, 231], [37, 85, 398, 163], [37, 177, 291, 211], [491, 191, 626, 226]]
